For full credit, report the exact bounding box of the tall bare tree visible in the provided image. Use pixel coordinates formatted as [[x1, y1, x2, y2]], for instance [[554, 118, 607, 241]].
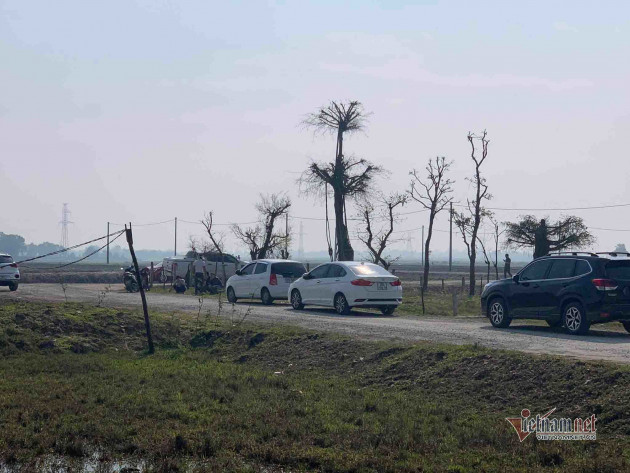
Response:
[[408, 156, 454, 290], [232, 193, 291, 260], [301, 100, 382, 261], [490, 216, 505, 280], [357, 193, 408, 269], [201, 211, 227, 284], [456, 130, 491, 296]]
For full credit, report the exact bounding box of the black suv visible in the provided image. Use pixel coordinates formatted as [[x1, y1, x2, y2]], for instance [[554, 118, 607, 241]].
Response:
[[480, 252, 630, 335]]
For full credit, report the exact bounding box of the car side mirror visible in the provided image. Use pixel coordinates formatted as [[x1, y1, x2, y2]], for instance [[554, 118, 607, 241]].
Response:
[[512, 274, 520, 284], [303, 273, 312, 280], [235, 270, 243, 276]]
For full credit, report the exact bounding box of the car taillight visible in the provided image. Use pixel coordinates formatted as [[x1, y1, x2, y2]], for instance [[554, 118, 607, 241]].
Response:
[[390, 279, 401, 286], [10, 263, 17, 268], [592, 279, 618, 291], [351, 279, 373, 286], [269, 273, 278, 286]]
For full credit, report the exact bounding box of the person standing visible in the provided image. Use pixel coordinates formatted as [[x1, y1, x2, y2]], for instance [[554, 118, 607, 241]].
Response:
[[503, 253, 512, 278], [193, 255, 207, 295]]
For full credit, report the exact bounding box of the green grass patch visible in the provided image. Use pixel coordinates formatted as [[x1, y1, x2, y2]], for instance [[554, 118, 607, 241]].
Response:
[[1, 300, 629, 472]]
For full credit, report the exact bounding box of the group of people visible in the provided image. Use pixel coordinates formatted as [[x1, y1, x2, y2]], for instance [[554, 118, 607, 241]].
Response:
[[173, 255, 223, 294]]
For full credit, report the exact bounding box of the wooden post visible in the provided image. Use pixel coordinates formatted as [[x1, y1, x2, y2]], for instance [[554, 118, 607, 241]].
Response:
[[125, 224, 154, 354], [441, 278, 445, 292], [480, 276, 483, 293], [461, 276, 465, 293], [150, 261, 154, 289], [452, 292, 459, 316], [306, 262, 310, 271]]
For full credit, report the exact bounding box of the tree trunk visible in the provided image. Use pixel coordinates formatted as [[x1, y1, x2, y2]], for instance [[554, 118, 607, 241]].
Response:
[[422, 217, 434, 291], [334, 188, 353, 261], [469, 247, 476, 296]]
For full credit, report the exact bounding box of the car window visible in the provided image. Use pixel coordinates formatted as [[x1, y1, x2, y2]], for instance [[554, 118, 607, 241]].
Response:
[[309, 264, 330, 279], [349, 264, 391, 276], [271, 262, 306, 277], [547, 259, 576, 279], [605, 261, 630, 279], [519, 260, 552, 281], [240, 263, 256, 275], [575, 260, 591, 276], [254, 263, 268, 274], [0, 256, 13, 264], [329, 265, 347, 278]]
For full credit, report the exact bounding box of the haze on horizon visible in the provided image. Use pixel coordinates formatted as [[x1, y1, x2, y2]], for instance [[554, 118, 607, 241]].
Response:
[[1, 0, 629, 257]]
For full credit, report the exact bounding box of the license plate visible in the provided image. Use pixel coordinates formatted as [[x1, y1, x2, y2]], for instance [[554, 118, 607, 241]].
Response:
[[377, 282, 387, 290]]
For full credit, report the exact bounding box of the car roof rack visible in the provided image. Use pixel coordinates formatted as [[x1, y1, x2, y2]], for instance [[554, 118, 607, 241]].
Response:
[[546, 251, 599, 257], [595, 252, 630, 257]]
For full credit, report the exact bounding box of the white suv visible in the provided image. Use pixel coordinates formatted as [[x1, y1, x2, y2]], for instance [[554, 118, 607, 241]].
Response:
[[0, 254, 20, 291], [226, 259, 306, 305]]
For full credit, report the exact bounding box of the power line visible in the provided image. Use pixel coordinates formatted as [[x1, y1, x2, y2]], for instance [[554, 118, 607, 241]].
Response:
[[454, 202, 630, 212], [1, 230, 125, 268], [48, 230, 125, 269]]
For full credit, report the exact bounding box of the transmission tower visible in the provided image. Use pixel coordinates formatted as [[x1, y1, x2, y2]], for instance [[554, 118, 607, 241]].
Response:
[[298, 221, 305, 260], [60, 203, 72, 248]]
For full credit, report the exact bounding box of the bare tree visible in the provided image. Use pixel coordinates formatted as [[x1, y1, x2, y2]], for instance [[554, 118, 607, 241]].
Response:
[[357, 193, 408, 269], [456, 130, 492, 296], [201, 211, 227, 284], [232, 193, 291, 260], [301, 100, 382, 261], [408, 156, 454, 290], [490, 216, 505, 280], [477, 235, 492, 283]]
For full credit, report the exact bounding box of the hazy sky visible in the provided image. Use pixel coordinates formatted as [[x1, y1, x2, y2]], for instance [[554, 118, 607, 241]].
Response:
[[1, 0, 629, 256]]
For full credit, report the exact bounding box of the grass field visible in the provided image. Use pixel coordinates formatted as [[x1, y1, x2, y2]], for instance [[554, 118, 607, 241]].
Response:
[[1, 300, 629, 472]]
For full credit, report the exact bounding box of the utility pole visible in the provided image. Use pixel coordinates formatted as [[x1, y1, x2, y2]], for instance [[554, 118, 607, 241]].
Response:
[[284, 212, 289, 258], [449, 202, 453, 271], [125, 223, 154, 354], [106, 222, 110, 264], [174, 217, 177, 256]]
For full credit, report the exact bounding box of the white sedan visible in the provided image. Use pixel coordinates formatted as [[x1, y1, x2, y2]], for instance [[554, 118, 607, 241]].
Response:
[[288, 261, 402, 315]]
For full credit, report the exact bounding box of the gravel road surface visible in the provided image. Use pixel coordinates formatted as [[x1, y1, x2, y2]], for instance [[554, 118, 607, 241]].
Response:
[[3, 284, 630, 364]]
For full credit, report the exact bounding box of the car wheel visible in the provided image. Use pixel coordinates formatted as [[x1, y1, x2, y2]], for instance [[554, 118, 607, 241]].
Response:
[[159, 272, 167, 283], [261, 288, 274, 305], [563, 302, 590, 335], [488, 298, 511, 328], [9, 282, 18, 292], [622, 321, 630, 334], [334, 293, 351, 315], [227, 287, 237, 303], [380, 306, 396, 316], [546, 319, 562, 328], [291, 289, 304, 310]]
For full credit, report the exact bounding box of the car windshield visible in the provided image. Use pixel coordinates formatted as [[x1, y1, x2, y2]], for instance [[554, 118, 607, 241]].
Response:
[[349, 264, 391, 276], [605, 260, 630, 280], [271, 262, 306, 277], [0, 256, 13, 264]]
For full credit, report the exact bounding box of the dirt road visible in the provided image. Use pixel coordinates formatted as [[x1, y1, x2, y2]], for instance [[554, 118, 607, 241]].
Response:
[[4, 283, 630, 363]]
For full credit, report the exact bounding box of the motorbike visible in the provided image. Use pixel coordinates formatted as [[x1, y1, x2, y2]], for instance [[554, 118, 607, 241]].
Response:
[[123, 266, 140, 293]]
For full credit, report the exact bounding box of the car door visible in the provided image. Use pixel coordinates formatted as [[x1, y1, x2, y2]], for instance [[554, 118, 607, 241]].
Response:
[[251, 262, 268, 298], [542, 259, 578, 316], [508, 259, 553, 317], [320, 264, 347, 306], [301, 264, 331, 304], [233, 263, 256, 297]]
